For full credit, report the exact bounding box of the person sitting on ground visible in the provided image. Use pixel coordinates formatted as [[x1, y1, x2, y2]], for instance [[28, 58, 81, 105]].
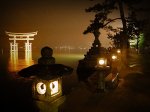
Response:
[[38, 46, 55, 65]]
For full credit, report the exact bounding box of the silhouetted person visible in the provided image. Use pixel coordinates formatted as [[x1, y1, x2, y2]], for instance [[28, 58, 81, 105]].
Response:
[[38, 46, 55, 65]]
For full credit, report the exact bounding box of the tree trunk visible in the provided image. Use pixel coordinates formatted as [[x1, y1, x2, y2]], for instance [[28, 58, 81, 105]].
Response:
[[117, 0, 129, 68]]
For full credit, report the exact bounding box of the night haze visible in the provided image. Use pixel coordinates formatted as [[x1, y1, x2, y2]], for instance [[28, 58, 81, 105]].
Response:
[[0, 0, 113, 52], [1, 0, 150, 112]]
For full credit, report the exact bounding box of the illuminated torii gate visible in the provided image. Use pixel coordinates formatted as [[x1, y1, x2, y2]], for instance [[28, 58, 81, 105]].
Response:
[[6, 31, 37, 52]]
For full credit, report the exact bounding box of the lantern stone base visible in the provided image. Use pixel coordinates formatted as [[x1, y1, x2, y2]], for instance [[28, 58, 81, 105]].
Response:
[[34, 95, 66, 112]]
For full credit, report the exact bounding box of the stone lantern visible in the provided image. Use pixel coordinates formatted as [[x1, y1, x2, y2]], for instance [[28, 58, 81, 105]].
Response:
[[18, 63, 73, 112], [32, 70, 64, 112], [18, 47, 73, 112]]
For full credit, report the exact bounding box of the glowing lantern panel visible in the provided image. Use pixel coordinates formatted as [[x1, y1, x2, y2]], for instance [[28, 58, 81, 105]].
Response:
[[50, 80, 59, 95], [99, 59, 105, 65], [98, 58, 107, 66], [36, 82, 46, 95]]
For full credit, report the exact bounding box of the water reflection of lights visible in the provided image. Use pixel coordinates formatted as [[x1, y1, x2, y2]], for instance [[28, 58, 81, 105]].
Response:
[[9, 51, 18, 71], [8, 53, 84, 72], [9, 51, 34, 72], [25, 51, 33, 66]]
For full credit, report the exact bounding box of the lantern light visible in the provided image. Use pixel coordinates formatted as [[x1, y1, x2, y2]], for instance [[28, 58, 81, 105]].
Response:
[[117, 49, 121, 54], [112, 55, 117, 60], [36, 82, 46, 95], [98, 58, 107, 66], [99, 59, 105, 65], [50, 80, 59, 96], [33, 77, 63, 101]]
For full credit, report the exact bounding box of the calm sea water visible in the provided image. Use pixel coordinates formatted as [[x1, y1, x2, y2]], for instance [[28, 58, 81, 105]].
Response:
[[7, 51, 84, 73]]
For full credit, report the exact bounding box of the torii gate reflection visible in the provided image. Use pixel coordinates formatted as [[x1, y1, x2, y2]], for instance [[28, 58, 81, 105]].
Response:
[[6, 31, 37, 71]]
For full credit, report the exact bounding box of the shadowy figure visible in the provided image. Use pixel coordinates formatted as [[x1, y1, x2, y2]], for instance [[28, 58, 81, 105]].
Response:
[[38, 46, 55, 65]]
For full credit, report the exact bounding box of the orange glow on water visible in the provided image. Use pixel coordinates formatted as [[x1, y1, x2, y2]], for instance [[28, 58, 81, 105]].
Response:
[[8, 51, 34, 72], [25, 51, 34, 66], [8, 52, 84, 72]]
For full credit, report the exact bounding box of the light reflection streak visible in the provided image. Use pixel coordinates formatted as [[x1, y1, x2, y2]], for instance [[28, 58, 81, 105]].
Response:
[[8, 52, 84, 72], [25, 51, 33, 66], [9, 51, 34, 72], [9, 51, 18, 72]]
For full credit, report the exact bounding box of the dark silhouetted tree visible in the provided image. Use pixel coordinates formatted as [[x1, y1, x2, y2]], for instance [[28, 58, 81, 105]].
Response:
[[84, 0, 146, 67]]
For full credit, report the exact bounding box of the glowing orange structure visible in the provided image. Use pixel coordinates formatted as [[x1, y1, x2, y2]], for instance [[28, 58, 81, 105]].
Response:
[[6, 31, 37, 52]]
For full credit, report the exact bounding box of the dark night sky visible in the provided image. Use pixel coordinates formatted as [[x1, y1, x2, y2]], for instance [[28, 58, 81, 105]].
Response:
[[0, 0, 149, 51], [0, 0, 113, 51]]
